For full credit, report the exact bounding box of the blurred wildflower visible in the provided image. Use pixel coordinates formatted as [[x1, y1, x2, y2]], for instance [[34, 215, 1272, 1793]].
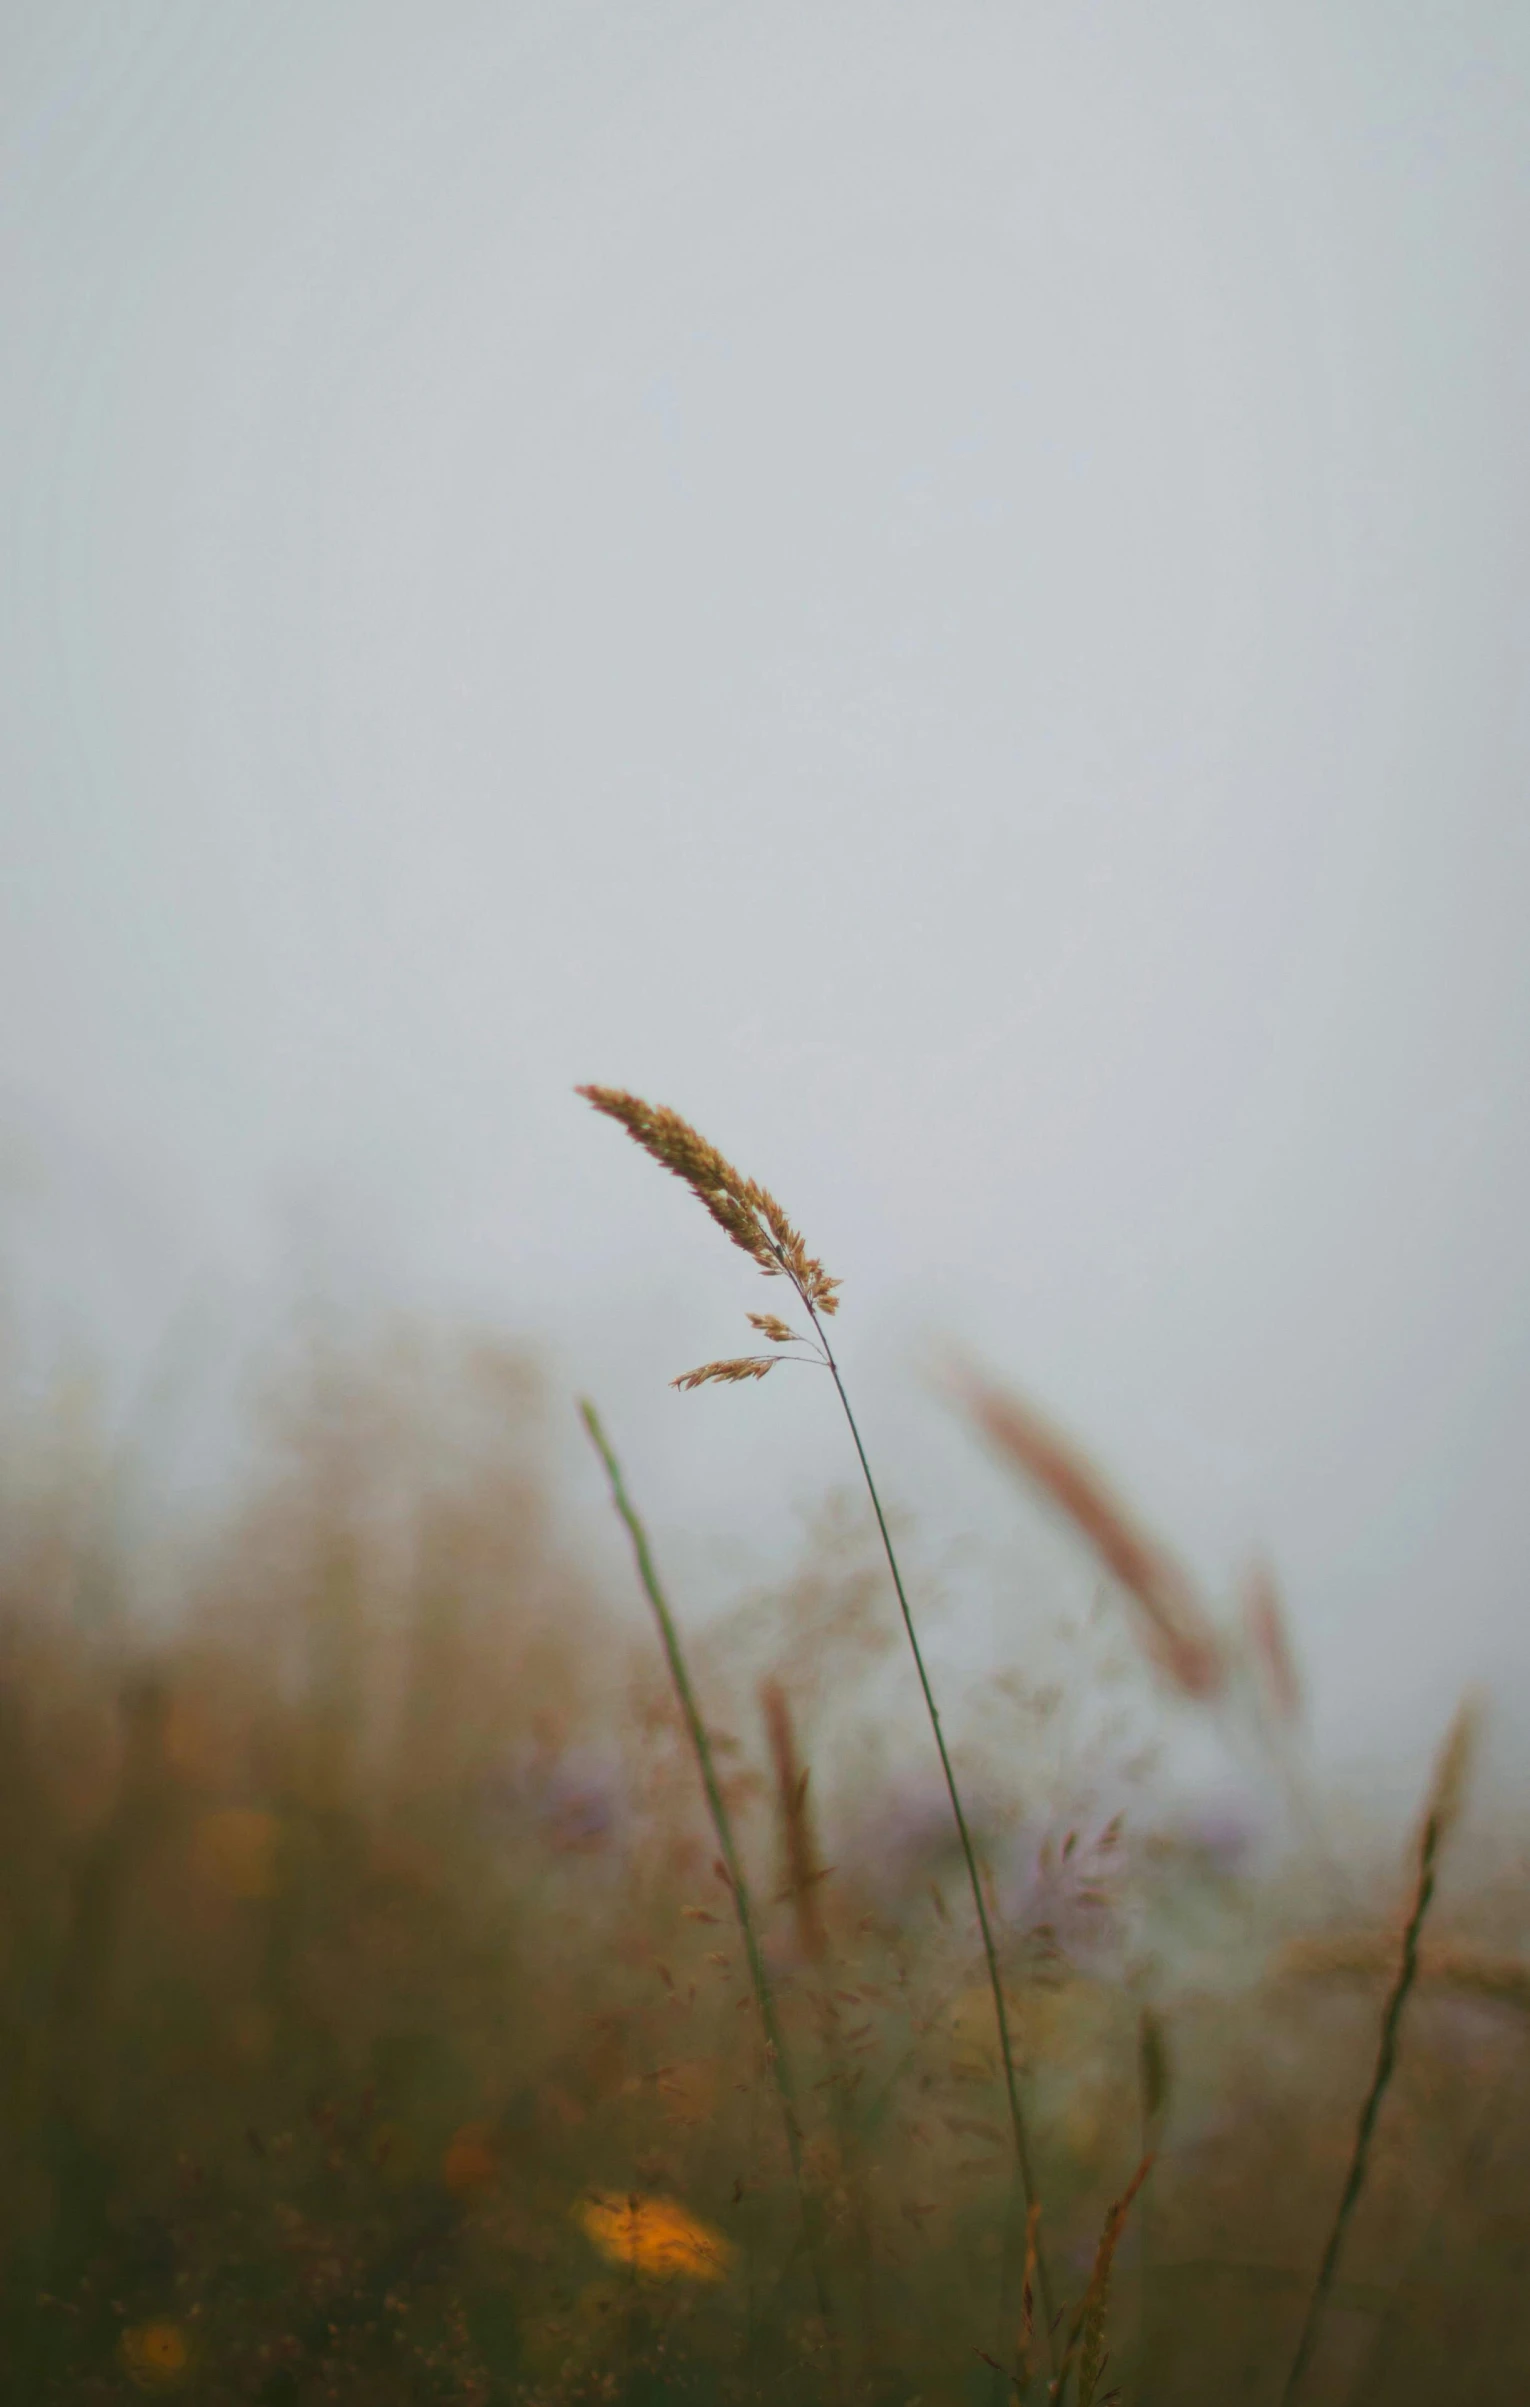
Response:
[[575, 2191, 734, 2282], [481, 1743, 622, 1853], [1162, 1791, 1261, 1877], [847, 1775, 1005, 1907], [120, 2321, 192, 2389]]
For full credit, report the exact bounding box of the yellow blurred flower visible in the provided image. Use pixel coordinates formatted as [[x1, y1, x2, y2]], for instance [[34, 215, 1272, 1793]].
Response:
[[192, 1807, 282, 1900], [120, 2320, 192, 2388], [574, 2190, 733, 2283]]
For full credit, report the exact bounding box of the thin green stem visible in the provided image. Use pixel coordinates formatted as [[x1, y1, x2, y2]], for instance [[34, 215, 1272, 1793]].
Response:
[[801, 1306, 1059, 2372], [579, 1400, 832, 2325], [1280, 1813, 1443, 2406]]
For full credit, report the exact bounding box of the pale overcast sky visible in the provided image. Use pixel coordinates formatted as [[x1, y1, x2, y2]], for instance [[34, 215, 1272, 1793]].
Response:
[[2, 2, 1526, 1761]]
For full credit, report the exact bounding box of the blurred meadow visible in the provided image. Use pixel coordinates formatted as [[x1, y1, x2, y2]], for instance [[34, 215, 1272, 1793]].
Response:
[[4, 7, 1529, 2401], [3, 1301, 1527, 2406]]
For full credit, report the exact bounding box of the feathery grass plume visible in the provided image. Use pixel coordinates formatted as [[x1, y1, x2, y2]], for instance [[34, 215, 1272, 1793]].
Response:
[[1279, 1696, 1480, 2406], [1050, 2156, 1152, 2406], [672, 1356, 777, 1389], [578, 1086, 1059, 2369], [578, 1400, 833, 2326], [576, 1087, 840, 1353], [946, 1361, 1225, 1702]]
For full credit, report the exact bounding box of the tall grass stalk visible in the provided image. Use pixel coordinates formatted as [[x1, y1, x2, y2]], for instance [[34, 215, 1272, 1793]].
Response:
[[804, 1296, 1059, 2366], [1279, 1703, 1476, 2406], [577, 1087, 1058, 2366], [578, 1398, 832, 2325]]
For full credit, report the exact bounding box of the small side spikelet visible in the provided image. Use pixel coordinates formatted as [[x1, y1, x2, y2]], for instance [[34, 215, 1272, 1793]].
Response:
[[578, 1086, 841, 1314], [672, 1356, 778, 1390], [748, 1312, 804, 1345]]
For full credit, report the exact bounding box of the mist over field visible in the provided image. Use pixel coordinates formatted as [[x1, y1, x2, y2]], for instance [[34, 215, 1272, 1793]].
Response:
[[3, 7, 1529, 1757]]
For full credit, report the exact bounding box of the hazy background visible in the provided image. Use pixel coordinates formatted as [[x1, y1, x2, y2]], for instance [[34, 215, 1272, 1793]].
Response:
[[1, 1, 1526, 1765]]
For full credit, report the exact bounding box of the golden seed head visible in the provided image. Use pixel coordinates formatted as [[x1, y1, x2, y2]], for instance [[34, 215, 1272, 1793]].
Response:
[[747, 1313, 802, 1345], [577, 1086, 843, 1316], [672, 1356, 778, 1390]]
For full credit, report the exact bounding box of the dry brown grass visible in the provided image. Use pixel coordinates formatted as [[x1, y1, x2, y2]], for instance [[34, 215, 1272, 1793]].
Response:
[[0, 1318, 1525, 2403]]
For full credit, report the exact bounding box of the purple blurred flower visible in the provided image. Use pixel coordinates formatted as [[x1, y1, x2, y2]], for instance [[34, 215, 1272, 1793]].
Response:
[[481, 1741, 623, 1853]]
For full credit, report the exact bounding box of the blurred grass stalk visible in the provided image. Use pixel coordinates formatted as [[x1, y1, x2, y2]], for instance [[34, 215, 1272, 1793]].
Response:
[[809, 1314, 1062, 2377], [1280, 1699, 1478, 2405], [579, 1398, 833, 2329]]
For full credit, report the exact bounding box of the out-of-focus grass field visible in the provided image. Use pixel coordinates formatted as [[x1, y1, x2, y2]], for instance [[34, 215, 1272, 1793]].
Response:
[[2, 1330, 1527, 2404]]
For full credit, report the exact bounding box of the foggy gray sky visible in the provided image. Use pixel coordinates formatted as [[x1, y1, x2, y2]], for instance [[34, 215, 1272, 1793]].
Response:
[[2, 2, 1527, 1760]]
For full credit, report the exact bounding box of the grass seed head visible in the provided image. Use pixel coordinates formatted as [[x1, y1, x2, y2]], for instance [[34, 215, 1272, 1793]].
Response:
[[578, 1086, 841, 1316], [947, 1361, 1226, 1701]]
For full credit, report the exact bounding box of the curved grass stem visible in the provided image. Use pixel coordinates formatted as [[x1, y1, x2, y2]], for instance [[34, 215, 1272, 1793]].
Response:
[[803, 1307, 1059, 2374]]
